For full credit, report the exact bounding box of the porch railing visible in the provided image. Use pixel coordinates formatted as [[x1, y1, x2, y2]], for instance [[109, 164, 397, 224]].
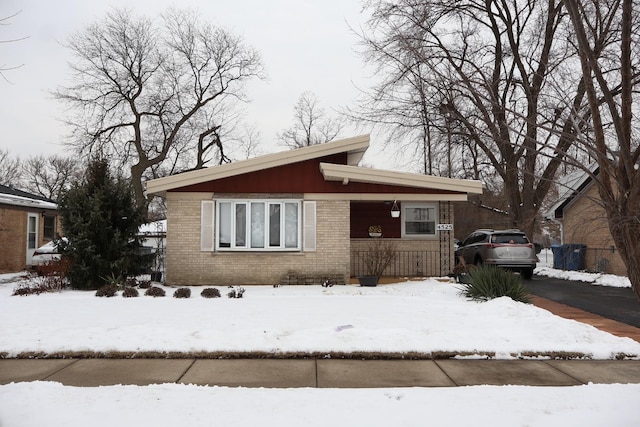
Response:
[[350, 250, 443, 278]]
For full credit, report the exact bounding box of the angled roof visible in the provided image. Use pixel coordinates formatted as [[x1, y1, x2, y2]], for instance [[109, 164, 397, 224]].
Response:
[[319, 163, 482, 194], [146, 134, 483, 196], [546, 163, 599, 219]]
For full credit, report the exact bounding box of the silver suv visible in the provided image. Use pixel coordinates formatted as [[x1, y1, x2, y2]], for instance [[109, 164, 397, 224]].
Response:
[[455, 229, 537, 279]]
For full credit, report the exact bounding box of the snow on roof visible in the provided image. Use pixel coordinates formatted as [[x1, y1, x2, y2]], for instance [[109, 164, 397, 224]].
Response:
[[545, 163, 599, 219], [0, 192, 57, 210]]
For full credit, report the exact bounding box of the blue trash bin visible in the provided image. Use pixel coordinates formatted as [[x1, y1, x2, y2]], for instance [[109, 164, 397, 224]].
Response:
[[551, 244, 565, 269], [565, 244, 587, 271]]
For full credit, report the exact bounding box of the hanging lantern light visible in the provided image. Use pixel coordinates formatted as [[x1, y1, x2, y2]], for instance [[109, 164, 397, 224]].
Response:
[[390, 200, 400, 218]]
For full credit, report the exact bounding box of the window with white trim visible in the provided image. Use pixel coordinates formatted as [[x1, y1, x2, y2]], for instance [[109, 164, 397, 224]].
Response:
[[216, 200, 301, 251], [401, 203, 438, 238]]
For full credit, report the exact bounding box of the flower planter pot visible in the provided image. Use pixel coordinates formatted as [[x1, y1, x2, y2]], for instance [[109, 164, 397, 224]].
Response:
[[150, 271, 163, 282], [368, 232, 382, 238], [358, 275, 378, 287]]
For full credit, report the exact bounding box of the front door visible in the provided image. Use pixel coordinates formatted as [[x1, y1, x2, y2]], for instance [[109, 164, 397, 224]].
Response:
[[26, 214, 39, 266]]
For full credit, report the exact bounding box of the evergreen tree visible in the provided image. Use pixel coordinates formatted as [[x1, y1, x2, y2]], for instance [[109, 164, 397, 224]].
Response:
[[57, 159, 151, 290]]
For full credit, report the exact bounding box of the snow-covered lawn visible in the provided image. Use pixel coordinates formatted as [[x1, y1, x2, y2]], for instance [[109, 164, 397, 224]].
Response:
[[2, 273, 639, 359], [2, 269, 639, 426]]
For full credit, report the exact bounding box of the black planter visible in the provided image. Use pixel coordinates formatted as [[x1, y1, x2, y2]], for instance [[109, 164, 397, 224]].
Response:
[[150, 271, 163, 282], [358, 275, 378, 287]]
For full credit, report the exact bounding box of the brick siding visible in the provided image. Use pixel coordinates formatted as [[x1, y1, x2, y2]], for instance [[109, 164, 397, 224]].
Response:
[[165, 193, 350, 285], [0, 206, 59, 273], [562, 183, 626, 275]]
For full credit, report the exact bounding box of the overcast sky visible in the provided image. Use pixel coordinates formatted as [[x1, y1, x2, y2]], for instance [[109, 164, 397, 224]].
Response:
[[1, 1, 387, 164]]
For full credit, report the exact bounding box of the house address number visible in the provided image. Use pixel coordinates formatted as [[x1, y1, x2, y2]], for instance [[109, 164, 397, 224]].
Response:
[[436, 224, 453, 231]]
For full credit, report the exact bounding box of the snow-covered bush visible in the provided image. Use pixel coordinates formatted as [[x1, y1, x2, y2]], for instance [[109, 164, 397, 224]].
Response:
[[122, 287, 139, 298], [95, 284, 118, 297], [200, 288, 221, 298], [145, 286, 166, 297], [227, 286, 245, 298], [173, 288, 191, 299], [138, 280, 152, 289]]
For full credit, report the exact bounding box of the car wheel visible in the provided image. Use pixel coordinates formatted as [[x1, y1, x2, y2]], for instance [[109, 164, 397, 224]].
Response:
[[474, 256, 483, 266], [522, 268, 534, 280]]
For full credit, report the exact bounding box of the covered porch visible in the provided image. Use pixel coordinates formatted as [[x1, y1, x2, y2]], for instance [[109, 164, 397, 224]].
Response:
[[348, 200, 455, 278]]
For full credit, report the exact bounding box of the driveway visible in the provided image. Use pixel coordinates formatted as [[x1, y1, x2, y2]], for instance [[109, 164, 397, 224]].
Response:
[[527, 275, 640, 328]]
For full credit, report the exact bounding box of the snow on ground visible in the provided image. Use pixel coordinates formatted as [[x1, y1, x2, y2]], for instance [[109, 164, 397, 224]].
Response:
[[2, 381, 640, 427], [535, 249, 632, 288], [1, 274, 639, 359], [2, 270, 640, 426]]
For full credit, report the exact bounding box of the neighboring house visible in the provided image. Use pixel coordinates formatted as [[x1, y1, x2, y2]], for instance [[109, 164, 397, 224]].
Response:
[[546, 165, 626, 275], [0, 184, 59, 273], [146, 135, 483, 286]]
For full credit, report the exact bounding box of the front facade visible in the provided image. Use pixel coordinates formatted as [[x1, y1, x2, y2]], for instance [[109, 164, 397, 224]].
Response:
[[146, 135, 483, 285], [547, 168, 626, 275], [0, 184, 59, 273]]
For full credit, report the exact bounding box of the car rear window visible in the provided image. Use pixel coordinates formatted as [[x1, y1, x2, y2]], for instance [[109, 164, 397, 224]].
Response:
[[491, 234, 529, 244]]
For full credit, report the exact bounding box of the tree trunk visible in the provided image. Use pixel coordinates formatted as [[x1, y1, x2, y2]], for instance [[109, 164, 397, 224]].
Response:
[[608, 213, 640, 301]]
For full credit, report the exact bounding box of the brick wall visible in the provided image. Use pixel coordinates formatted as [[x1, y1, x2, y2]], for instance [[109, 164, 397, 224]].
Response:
[[0, 207, 26, 272], [562, 183, 626, 275], [165, 193, 350, 285], [0, 206, 58, 273]]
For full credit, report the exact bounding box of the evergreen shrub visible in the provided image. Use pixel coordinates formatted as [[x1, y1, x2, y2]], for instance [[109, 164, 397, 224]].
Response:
[[138, 280, 152, 289], [95, 284, 119, 297], [201, 288, 221, 298], [459, 265, 531, 303], [122, 287, 139, 298], [145, 286, 166, 297], [173, 287, 191, 298]]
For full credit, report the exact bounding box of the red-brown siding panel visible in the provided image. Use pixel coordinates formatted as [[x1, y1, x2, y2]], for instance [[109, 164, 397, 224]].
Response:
[[350, 202, 402, 238], [171, 156, 455, 195]]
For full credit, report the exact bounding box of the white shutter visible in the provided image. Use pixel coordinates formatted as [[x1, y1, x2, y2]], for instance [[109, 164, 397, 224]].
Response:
[[200, 200, 215, 251], [303, 201, 316, 252]]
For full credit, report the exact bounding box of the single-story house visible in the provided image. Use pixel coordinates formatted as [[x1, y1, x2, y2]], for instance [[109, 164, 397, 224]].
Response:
[[546, 165, 626, 275], [145, 135, 483, 285], [0, 184, 60, 273]]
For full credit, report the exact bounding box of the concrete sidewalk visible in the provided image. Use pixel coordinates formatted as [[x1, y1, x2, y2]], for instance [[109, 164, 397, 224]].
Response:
[[2, 358, 640, 388]]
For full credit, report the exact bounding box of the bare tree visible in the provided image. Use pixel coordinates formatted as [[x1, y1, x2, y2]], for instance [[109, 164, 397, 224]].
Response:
[[565, 0, 640, 299], [278, 91, 344, 149], [21, 155, 81, 201], [0, 148, 22, 185], [234, 123, 264, 160], [54, 8, 265, 207], [0, 11, 28, 84], [357, 0, 593, 238]]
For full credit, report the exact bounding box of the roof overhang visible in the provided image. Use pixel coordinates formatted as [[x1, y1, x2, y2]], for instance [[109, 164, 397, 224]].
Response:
[[319, 163, 483, 195], [146, 134, 370, 196], [0, 193, 58, 210]]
